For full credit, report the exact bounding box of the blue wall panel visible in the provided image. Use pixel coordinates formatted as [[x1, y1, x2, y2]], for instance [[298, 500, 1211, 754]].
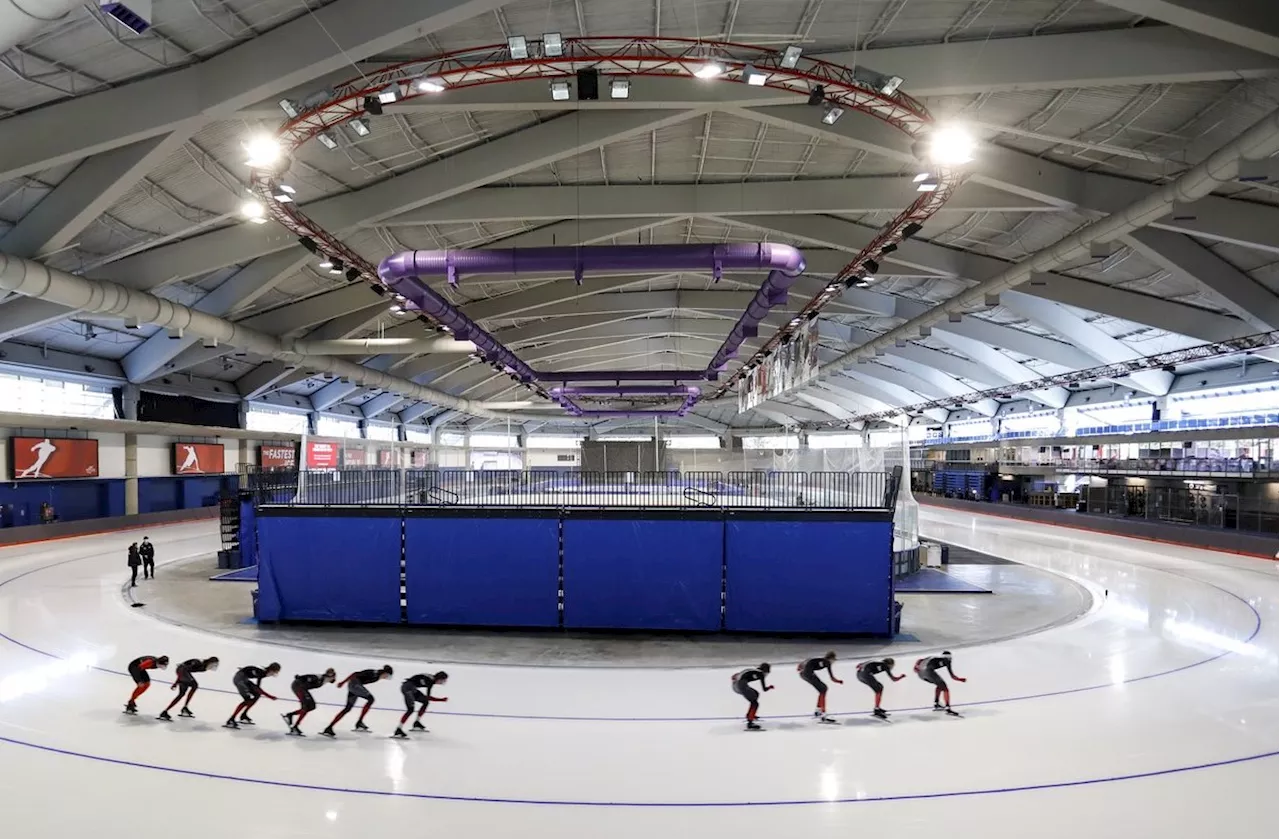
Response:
[[404, 517, 559, 627], [562, 518, 724, 631], [724, 519, 893, 634], [257, 515, 402, 623]]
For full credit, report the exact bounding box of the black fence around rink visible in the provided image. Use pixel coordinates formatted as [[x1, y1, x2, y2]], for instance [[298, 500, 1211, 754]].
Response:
[[247, 467, 902, 512]]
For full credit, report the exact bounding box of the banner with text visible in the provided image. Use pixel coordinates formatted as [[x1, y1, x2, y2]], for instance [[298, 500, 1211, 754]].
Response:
[[342, 448, 367, 467], [9, 437, 99, 480], [305, 441, 340, 470], [259, 444, 297, 471]]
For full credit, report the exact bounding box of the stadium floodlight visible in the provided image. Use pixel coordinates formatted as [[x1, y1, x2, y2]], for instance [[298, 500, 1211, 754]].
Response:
[[415, 77, 445, 93], [742, 65, 769, 86], [916, 175, 940, 192], [543, 32, 563, 57], [242, 134, 281, 168], [318, 259, 334, 269], [278, 98, 299, 118], [610, 77, 630, 99], [780, 45, 802, 68], [549, 80, 571, 101], [913, 171, 931, 183], [328, 259, 344, 275], [239, 199, 267, 224], [901, 222, 923, 239], [879, 75, 904, 96], [864, 258, 880, 276], [694, 61, 725, 79], [508, 35, 528, 59], [807, 85, 825, 106], [271, 183, 296, 203], [377, 84, 400, 104], [821, 104, 844, 125], [316, 132, 338, 150], [928, 124, 976, 165], [349, 118, 371, 137]]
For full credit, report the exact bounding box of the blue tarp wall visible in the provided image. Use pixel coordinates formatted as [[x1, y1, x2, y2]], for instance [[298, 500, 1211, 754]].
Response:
[[254, 506, 896, 635], [0, 474, 239, 527]]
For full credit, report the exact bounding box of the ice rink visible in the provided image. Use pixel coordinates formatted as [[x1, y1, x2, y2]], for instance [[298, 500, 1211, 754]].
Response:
[[0, 506, 1275, 837]]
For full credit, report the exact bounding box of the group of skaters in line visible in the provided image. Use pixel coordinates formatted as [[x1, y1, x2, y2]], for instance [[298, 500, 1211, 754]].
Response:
[[733, 651, 966, 729], [124, 650, 962, 735], [124, 656, 447, 739]]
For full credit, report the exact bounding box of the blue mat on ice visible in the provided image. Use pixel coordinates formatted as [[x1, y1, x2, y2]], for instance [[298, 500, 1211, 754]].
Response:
[[896, 568, 991, 594], [209, 565, 258, 582]]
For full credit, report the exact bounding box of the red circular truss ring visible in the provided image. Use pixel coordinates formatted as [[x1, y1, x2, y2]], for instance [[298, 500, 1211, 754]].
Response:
[[248, 37, 965, 406]]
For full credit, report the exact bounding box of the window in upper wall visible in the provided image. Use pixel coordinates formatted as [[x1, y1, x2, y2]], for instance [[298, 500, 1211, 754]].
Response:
[[598, 435, 653, 442], [0, 373, 116, 420], [365, 423, 398, 442], [404, 427, 432, 444], [808, 433, 862, 449], [743, 435, 800, 450], [314, 415, 361, 439], [438, 431, 466, 447], [470, 433, 518, 449], [245, 404, 308, 435], [663, 435, 722, 449], [526, 435, 583, 449]]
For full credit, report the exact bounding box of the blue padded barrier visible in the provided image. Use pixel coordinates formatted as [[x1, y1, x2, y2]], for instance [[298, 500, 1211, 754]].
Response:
[[724, 515, 894, 634], [404, 512, 560, 627], [255, 511, 402, 623], [562, 514, 724, 631]]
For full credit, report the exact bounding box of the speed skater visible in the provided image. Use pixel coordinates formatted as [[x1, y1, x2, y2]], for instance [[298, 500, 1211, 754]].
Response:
[[124, 655, 169, 714], [321, 665, 393, 737], [731, 663, 774, 731], [224, 662, 281, 729], [855, 657, 904, 719], [393, 671, 449, 738], [282, 668, 336, 736], [158, 657, 218, 721], [798, 651, 843, 722], [915, 652, 966, 715]]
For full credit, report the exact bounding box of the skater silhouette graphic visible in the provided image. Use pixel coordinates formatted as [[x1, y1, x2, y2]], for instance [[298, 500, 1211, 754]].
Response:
[[17, 438, 57, 478], [177, 445, 201, 473]]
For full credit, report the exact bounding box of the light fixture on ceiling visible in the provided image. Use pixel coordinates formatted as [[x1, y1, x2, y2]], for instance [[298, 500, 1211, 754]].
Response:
[[377, 84, 400, 104], [928, 124, 976, 165], [242, 134, 281, 168], [807, 85, 825, 106], [271, 183, 296, 203], [821, 103, 844, 125], [278, 98, 299, 118], [609, 77, 630, 99], [297, 236, 318, 253], [901, 222, 923, 239], [543, 32, 563, 57], [880, 242, 898, 255], [549, 80, 571, 101], [363, 94, 384, 116], [346, 268, 361, 282], [864, 258, 880, 277], [349, 118, 371, 137], [742, 65, 769, 86], [316, 132, 338, 150], [916, 174, 940, 192], [508, 35, 528, 59], [913, 171, 931, 183], [318, 258, 333, 269], [239, 199, 267, 224], [780, 45, 802, 69], [415, 77, 445, 93], [328, 259, 345, 275], [854, 278, 870, 288], [694, 61, 725, 79], [879, 75, 904, 96]]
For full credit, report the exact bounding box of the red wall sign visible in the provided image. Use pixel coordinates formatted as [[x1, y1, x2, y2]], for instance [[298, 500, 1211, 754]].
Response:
[[378, 449, 395, 467], [342, 448, 367, 467], [306, 441, 339, 469], [173, 442, 225, 475], [9, 436, 100, 480], [410, 449, 430, 468], [259, 444, 297, 470]]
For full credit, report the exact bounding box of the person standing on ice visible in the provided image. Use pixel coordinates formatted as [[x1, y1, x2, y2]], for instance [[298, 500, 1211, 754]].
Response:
[[856, 657, 904, 719], [127, 542, 142, 587], [798, 651, 843, 723], [915, 652, 966, 716], [731, 663, 774, 731]]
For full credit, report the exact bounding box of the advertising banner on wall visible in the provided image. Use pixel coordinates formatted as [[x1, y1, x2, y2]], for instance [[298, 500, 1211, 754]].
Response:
[[737, 320, 821, 413], [259, 444, 297, 471], [9, 436, 99, 480], [410, 449, 430, 468], [172, 442, 225, 475], [305, 441, 339, 470], [378, 449, 396, 467], [342, 448, 367, 467]]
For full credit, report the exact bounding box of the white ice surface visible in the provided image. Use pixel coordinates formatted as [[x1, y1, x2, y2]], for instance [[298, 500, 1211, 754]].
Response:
[[0, 506, 1275, 837]]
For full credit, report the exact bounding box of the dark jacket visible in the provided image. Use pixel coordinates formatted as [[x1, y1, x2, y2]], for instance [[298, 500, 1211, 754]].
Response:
[[127, 544, 141, 567], [140, 541, 155, 563]]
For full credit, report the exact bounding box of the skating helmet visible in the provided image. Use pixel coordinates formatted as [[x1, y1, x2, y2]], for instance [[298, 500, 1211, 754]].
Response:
[[156, 655, 170, 667], [883, 657, 895, 668], [380, 664, 394, 677], [940, 651, 952, 661], [266, 662, 281, 675], [434, 671, 449, 683], [824, 651, 837, 661], [323, 668, 337, 682], [758, 663, 771, 674], [204, 656, 220, 670]]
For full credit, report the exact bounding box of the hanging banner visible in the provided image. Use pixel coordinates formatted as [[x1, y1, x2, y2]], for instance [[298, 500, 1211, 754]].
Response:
[[736, 320, 821, 414], [9, 437, 99, 480], [259, 444, 297, 471], [305, 441, 340, 470], [172, 442, 225, 475]]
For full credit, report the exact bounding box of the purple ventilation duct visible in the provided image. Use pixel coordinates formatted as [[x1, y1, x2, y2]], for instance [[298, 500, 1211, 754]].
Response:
[[539, 370, 708, 382], [377, 244, 806, 417]]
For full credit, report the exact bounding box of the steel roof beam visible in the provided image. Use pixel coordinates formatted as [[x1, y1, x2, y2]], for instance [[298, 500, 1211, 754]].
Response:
[[0, 0, 513, 182], [1092, 1, 1277, 56]]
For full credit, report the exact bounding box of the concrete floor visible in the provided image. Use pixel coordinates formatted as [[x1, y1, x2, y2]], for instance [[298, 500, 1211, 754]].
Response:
[[128, 547, 1091, 668]]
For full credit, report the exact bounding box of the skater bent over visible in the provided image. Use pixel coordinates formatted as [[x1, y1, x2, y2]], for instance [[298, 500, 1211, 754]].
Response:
[[322, 665, 393, 737], [393, 672, 449, 738], [159, 657, 219, 721], [915, 652, 965, 715], [799, 651, 843, 722], [282, 669, 336, 736], [856, 657, 903, 719], [124, 655, 168, 714], [225, 662, 281, 729], [731, 663, 773, 731]]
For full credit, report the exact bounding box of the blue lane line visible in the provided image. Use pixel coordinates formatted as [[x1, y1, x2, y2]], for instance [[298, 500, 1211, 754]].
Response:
[[0, 731, 1271, 808], [0, 546, 1265, 724]]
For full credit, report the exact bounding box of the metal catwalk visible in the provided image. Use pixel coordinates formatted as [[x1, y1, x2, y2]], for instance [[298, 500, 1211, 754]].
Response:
[[0, 507, 1274, 837]]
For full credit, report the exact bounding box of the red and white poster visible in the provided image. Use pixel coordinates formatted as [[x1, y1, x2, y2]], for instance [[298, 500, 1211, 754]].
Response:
[[172, 442, 225, 475], [410, 449, 430, 468], [259, 444, 297, 470], [378, 449, 395, 467], [9, 436, 99, 480], [305, 441, 339, 469], [342, 448, 367, 467]]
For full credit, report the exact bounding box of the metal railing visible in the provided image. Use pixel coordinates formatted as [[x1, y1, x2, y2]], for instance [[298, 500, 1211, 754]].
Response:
[[248, 468, 899, 511], [1084, 486, 1277, 535]]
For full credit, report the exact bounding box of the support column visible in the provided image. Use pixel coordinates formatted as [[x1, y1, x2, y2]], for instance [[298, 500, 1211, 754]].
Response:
[[120, 383, 140, 421], [124, 432, 139, 515]]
